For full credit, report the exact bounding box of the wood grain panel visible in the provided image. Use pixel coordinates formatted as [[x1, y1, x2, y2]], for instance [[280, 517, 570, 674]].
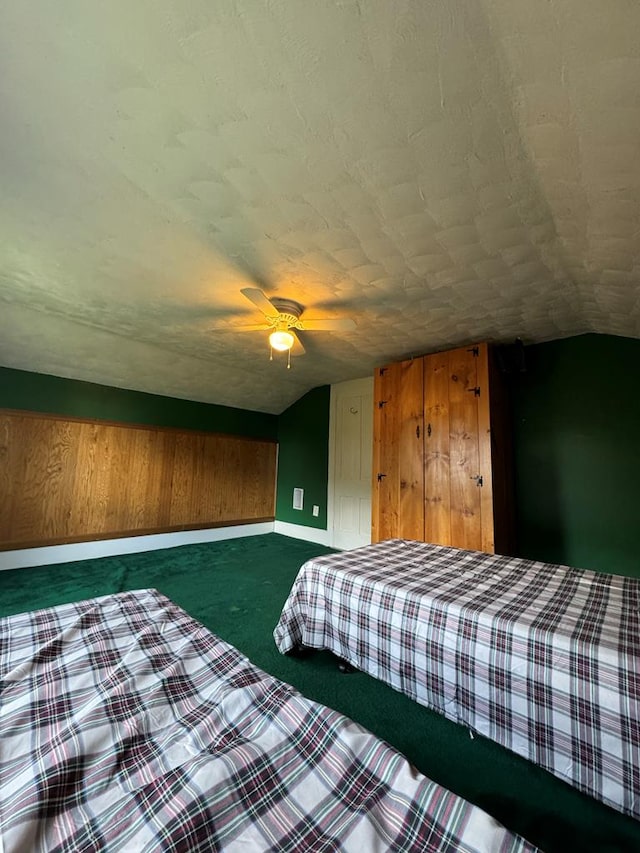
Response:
[[0, 410, 277, 550], [242, 439, 277, 517], [372, 363, 401, 542], [424, 350, 451, 546], [397, 358, 424, 540], [67, 422, 97, 536], [372, 359, 424, 542], [0, 418, 11, 536], [169, 432, 196, 527], [475, 342, 496, 553], [448, 346, 482, 550]]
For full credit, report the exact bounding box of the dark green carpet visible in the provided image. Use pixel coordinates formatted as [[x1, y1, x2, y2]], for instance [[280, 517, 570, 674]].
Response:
[[1, 533, 638, 852]]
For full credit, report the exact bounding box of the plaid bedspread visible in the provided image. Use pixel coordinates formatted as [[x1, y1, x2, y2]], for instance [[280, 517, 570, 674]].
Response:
[[0, 588, 535, 852], [274, 539, 640, 819]]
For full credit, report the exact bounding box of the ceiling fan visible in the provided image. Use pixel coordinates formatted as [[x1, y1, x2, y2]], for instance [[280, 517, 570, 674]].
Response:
[[230, 288, 356, 367]]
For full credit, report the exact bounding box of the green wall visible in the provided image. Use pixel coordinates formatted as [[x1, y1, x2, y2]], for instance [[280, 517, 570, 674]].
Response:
[[275, 385, 330, 530], [0, 367, 277, 440], [6, 332, 639, 566], [511, 333, 639, 577]]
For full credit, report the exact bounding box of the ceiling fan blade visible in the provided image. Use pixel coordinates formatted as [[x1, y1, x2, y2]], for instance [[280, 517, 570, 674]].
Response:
[[231, 323, 271, 331], [300, 317, 356, 331], [291, 330, 306, 356], [240, 287, 280, 319]]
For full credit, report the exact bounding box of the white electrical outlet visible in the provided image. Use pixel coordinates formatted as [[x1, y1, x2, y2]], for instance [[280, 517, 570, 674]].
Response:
[[312, 505, 320, 517]]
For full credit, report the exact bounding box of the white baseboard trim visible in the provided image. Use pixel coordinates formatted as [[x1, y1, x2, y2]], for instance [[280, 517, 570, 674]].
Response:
[[0, 522, 275, 572], [273, 520, 332, 547]]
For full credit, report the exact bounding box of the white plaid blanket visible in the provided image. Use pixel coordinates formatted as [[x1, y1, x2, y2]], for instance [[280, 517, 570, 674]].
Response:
[[0, 588, 535, 852], [274, 539, 640, 819]]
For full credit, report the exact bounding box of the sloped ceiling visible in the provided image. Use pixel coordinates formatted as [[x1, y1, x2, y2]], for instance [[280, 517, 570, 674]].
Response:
[[1, 0, 638, 414]]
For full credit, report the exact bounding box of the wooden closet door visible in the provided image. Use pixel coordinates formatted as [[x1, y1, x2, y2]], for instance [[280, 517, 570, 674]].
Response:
[[372, 358, 424, 542], [424, 350, 451, 546], [448, 345, 483, 550], [476, 342, 498, 553], [424, 344, 494, 552]]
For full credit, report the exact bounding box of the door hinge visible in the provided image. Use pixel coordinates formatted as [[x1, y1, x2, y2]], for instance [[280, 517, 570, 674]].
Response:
[[427, 422, 432, 437], [467, 346, 479, 357], [416, 424, 420, 439], [467, 386, 481, 396], [378, 400, 388, 408], [470, 474, 483, 487], [379, 367, 388, 376], [377, 473, 387, 482]]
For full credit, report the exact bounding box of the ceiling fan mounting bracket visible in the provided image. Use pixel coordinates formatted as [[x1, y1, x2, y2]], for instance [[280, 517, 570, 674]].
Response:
[[270, 298, 303, 318], [268, 298, 304, 330]]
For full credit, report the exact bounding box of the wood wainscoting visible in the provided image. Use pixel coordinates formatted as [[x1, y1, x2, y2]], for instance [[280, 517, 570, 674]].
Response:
[[0, 409, 277, 550]]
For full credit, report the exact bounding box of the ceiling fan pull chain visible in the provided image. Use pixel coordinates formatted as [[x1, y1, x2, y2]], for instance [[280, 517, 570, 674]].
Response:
[[269, 346, 273, 362], [287, 349, 291, 369]]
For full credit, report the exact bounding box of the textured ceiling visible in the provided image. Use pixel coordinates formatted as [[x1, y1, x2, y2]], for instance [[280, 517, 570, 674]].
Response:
[[1, 1, 639, 414]]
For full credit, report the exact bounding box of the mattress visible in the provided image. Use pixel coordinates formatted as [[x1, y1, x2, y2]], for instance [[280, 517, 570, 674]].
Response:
[[0, 588, 535, 852], [274, 538, 640, 819]]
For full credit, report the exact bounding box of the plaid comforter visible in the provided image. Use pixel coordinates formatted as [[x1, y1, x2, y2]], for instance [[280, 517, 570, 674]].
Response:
[[274, 539, 640, 819], [0, 589, 535, 852]]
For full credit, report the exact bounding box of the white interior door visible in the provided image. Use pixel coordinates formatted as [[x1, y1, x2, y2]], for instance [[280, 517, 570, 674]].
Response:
[[328, 376, 373, 550]]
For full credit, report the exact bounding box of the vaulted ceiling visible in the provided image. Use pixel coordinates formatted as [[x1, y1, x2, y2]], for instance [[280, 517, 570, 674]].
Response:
[[1, 1, 638, 413]]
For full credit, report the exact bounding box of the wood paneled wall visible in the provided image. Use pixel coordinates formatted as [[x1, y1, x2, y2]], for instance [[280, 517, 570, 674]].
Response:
[[0, 410, 277, 550]]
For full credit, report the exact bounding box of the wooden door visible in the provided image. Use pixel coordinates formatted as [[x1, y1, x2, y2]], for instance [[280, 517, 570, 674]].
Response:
[[448, 345, 483, 550], [372, 358, 424, 542], [424, 343, 495, 552], [424, 350, 451, 545]]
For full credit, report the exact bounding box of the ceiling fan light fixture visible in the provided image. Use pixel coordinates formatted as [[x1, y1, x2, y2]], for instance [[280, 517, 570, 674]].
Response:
[[269, 329, 295, 352]]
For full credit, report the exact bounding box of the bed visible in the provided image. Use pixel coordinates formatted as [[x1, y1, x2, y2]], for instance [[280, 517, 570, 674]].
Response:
[[274, 539, 640, 820], [0, 588, 535, 852]]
